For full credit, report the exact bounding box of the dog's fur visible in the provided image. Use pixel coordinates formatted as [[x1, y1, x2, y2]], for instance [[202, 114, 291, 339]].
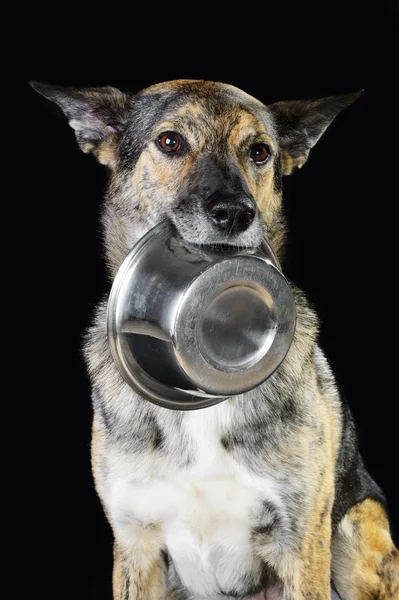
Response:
[[32, 80, 398, 599]]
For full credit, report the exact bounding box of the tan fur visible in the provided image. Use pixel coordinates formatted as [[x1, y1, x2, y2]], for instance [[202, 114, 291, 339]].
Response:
[[295, 395, 341, 599], [332, 499, 399, 599], [96, 135, 119, 167], [113, 543, 166, 600], [282, 149, 307, 175], [112, 546, 126, 600], [225, 110, 261, 148], [140, 80, 266, 108]]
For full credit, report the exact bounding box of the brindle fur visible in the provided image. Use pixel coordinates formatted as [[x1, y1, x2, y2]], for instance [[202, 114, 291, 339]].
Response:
[[32, 79, 398, 599]]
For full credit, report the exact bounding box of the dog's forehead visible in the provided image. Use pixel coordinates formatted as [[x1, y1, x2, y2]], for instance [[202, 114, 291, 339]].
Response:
[[132, 80, 276, 137], [139, 79, 263, 105]]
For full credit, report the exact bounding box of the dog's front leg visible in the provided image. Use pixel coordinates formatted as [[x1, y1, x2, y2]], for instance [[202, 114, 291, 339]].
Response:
[[112, 525, 167, 600], [273, 523, 332, 600], [257, 461, 334, 599], [331, 497, 399, 599], [284, 466, 334, 600], [256, 500, 333, 600], [291, 514, 333, 600], [280, 514, 333, 600]]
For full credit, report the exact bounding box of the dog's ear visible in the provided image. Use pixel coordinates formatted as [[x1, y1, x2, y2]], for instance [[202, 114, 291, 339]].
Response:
[[30, 82, 132, 166], [269, 91, 363, 175]]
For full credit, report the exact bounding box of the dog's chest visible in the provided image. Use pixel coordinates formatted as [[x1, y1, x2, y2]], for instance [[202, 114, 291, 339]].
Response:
[[109, 403, 284, 597], [165, 410, 281, 596]]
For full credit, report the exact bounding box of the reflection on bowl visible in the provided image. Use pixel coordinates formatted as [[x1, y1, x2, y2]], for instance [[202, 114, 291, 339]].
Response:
[[107, 221, 296, 410]]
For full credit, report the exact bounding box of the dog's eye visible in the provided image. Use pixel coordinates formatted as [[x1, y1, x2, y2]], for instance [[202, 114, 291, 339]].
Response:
[[250, 143, 270, 164], [158, 132, 181, 153]]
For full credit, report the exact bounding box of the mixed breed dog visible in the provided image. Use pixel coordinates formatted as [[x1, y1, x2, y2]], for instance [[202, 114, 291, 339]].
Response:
[[32, 79, 398, 599]]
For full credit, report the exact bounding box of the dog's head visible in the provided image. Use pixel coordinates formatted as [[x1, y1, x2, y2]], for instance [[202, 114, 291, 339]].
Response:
[[31, 80, 361, 272]]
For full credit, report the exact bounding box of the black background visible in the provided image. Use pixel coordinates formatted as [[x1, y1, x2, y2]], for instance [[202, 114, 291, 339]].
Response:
[[23, 3, 398, 598]]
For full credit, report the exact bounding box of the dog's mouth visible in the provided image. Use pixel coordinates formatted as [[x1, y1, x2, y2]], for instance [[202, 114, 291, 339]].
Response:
[[184, 241, 258, 254], [166, 219, 264, 262], [177, 240, 260, 262], [166, 232, 260, 264]]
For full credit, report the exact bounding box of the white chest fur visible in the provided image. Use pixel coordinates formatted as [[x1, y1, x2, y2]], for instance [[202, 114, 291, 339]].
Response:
[[106, 402, 285, 598]]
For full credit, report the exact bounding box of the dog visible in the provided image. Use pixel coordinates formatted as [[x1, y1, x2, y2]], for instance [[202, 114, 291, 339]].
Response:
[[32, 79, 398, 599]]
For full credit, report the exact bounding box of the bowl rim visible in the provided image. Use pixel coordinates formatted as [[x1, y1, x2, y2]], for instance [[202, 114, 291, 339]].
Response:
[[106, 221, 296, 410]]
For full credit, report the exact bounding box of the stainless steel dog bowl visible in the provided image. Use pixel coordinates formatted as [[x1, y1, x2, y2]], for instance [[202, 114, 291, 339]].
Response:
[[107, 221, 296, 409]]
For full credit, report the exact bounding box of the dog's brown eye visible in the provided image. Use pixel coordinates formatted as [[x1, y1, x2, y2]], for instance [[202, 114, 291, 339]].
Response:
[[250, 143, 270, 164], [158, 132, 181, 153]]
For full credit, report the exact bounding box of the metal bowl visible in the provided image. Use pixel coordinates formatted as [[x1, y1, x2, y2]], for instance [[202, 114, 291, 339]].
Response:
[[107, 221, 296, 410]]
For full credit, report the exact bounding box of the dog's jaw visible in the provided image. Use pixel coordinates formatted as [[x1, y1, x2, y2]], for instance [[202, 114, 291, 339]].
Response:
[[168, 210, 267, 254], [122, 210, 267, 263]]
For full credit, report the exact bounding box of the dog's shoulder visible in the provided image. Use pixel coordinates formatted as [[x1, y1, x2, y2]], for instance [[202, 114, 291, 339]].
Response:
[[332, 391, 387, 529], [313, 342, 387, 529], [302, 311, 388, 530]]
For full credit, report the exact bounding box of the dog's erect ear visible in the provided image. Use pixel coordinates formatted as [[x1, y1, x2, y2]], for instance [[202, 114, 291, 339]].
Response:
[[269, 91, 363, 175], [30, 82, 132, 166]]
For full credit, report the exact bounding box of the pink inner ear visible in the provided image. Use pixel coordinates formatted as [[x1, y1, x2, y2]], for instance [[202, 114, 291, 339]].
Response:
[[86, 108, 120, 137], [105, 123, 119, 134]]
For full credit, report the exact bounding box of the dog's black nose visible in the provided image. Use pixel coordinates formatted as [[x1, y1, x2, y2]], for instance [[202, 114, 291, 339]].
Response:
[[206, 195, 256, 235]]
